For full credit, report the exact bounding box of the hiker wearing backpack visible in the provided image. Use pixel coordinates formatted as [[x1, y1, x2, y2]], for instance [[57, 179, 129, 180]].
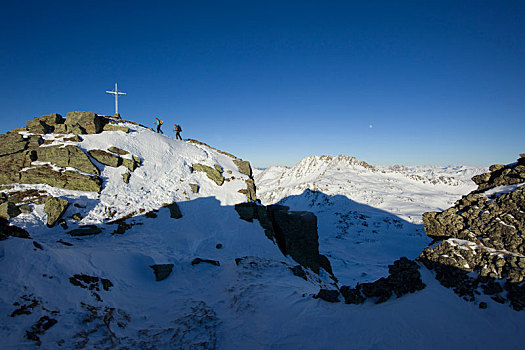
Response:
[[154, 117, 163, 134], [174, 123, 182, 140]]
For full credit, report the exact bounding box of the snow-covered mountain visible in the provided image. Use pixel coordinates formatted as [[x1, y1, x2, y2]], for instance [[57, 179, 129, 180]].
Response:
[[255, 154, 485, 223], [1, 113, 524, 349]]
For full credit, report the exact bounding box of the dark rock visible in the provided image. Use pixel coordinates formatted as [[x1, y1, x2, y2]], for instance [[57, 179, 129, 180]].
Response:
[[234, 202, 333, 275], [25, 316, 57, 346], [340, 285, 365, 304], [314, 289, 340, 303], [361, 278, 392, 304], [479, 302, 488, 309], [150, 264, 174, 281], [238, 178, 257, 202], [67, 225, 102, 236], [0, 217, 31, 240], [56, 240, 73, 246], [192, 258, 220, 266], [44, 197, 69, 227], [0, 201, 21, 219], [145, 211, 157, 218], [216, 243, 223, 249], [166, 202, 182, 219], [289, 265, 307, 280], [33, 241, 43, 250]]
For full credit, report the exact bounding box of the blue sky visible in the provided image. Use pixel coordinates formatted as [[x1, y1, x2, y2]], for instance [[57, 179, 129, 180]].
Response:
[[1, 1, 523, 168]]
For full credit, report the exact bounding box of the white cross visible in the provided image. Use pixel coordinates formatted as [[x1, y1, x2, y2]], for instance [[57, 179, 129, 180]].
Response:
[[106, 83, 126, 115]]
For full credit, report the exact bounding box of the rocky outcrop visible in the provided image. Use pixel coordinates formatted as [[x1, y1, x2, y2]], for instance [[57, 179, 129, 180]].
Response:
[[103, 124, 129, 133], [36, 145, 100, 175], [235, 202, 332, 274], [471, 155, 525, 193], [192, 163, 224, 186], [0, 201, 21, 219], [150, 264, 174, 281], [189, 183, 199, 194], [44, 197, 69, 227], [0, 217, 31, 240], [166, 202, 183, 219], [233, 159, 252, 178], [108, 146, 129, 155], [65, 111, 106, 134], [238, 179, 257, 202], [340, 258, 425, 304], [20, 165, 102, 192], [88, 149, 122, 167], [420, 154, 525, 309]]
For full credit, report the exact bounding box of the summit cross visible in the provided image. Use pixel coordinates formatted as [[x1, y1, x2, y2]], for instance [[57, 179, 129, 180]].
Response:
[[106, 83, 126, 115]]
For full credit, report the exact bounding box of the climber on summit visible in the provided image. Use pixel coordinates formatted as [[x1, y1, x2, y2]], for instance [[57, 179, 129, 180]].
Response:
[[174, 123, 182, 140], [154, 117, 163, 134]]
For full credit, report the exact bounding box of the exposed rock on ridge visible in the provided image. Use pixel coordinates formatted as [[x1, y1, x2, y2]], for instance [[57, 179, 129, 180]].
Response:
[[419, 154, 525, 310]]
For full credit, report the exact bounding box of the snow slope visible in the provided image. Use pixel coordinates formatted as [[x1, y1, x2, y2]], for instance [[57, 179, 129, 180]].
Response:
[[2, 125, 523, 349]]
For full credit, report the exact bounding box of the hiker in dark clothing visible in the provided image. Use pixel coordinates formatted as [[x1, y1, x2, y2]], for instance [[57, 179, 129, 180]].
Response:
[[154, 117, 164, 134], [174, 123, 182, 140]]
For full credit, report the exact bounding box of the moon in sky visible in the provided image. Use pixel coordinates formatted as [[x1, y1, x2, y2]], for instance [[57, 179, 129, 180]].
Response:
[[369, 124, 373, 129]]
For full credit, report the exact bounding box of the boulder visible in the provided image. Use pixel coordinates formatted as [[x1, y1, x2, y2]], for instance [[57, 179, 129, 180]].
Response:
[[0, 201, 21, 219], [314, 289, 340, 303], [166, 202, 182, 219], [122, 172, 131, 184], [26, 119, 52, 134], [192, 258, 220, 266], [36, 145, 100, 175], [53, 123, 84, 135], [88, 149, 122, 167], [44, 197, 69, 227], [108, 146, 129, 155], [189, 183, 199, 194], [233, 159, 253, 178], [192, 163, 224, 186], [67, 225, 102, 236], [65, 111, 106, 134], [150, 264, 174, 281], [122, 157, 140, 172]]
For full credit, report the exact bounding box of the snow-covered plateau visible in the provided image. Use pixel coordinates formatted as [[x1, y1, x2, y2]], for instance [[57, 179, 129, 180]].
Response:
[[1, 114, 524, 349]]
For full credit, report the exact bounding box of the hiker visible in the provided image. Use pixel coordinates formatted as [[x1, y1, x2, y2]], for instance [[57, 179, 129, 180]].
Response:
[[174, 123, 182, 140], [154, 117, 163, 134]]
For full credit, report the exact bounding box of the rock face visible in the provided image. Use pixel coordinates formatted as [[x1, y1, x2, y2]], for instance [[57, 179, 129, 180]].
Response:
[[192, 163, 224, 186], [65, 111, 106, 134], [166, 202, 183, 219], [235, 203, 332, 274], [419, 154, 525, 310], [44, 197, 69, 227]]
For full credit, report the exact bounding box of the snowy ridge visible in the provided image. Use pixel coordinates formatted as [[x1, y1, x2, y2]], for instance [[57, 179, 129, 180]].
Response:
[[255, 154, 486, 223]]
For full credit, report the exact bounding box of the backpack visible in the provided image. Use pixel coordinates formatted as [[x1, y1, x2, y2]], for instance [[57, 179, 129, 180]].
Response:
[[159, 120, 163, 125], [177, 125, 182, 132]]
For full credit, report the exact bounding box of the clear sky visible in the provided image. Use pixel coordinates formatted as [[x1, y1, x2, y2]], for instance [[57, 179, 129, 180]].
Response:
[[1, 1, 524, 168]]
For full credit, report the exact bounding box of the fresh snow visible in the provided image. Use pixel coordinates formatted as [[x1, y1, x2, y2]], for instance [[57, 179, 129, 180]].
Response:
[[2, 125, 523, 349]]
